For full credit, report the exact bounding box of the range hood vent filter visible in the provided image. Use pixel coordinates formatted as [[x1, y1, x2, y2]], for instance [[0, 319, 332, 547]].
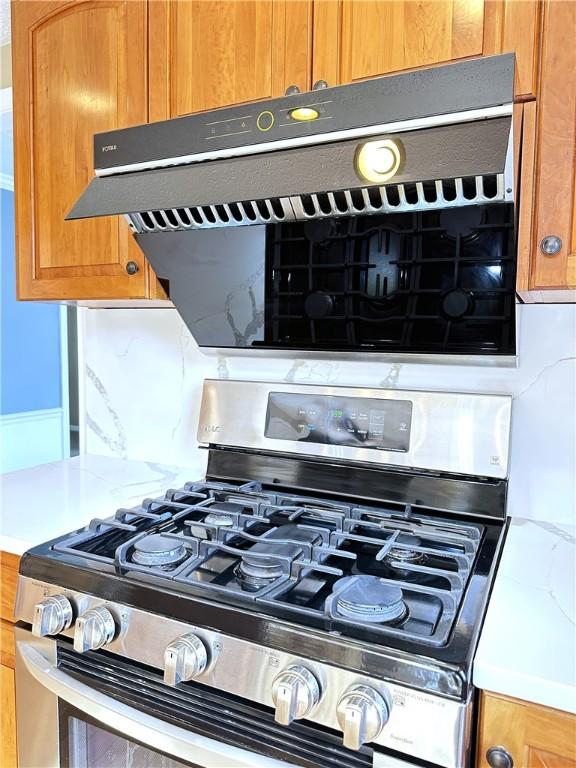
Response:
[[127, 173, 506, 234], [129, 196, 293, 233]]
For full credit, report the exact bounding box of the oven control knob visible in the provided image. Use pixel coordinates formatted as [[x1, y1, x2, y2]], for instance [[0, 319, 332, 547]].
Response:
[[336, 685, 389, 750], [74, 606, 116, 653], [32, 594, 73, 637], [271, 665, 321, 725], [163, 633, 208, 686]]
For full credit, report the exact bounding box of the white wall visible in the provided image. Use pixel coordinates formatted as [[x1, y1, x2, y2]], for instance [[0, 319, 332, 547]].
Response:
[[80, 303, 576, 525], [0, 407, 67, 473]]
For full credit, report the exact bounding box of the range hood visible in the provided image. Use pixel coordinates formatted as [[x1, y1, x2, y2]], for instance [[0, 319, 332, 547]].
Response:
[[68, 55, 519, 360], [68, 54, 515, 231]]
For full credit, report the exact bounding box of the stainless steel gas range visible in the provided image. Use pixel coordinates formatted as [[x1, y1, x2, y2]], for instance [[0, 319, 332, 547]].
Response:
[[14, 380, 512, 768]]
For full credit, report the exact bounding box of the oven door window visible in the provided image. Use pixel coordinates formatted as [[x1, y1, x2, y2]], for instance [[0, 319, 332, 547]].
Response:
[[59, 703, 199, 768]]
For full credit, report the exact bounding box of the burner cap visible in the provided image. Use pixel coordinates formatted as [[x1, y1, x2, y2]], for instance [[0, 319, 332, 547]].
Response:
[[333, 575, 407, 624], [203, 512, 235, 527], [203, 502, 238, 528], [131, 534, 188, 567], [236, 525, 318, 590], [387, 533, 428, 565], [235, 558, 284, 589]]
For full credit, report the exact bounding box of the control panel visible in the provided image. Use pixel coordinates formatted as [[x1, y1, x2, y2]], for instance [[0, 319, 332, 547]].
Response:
[[265, 392, 412, 452], [204, 101, 332, 142], [28, 590, 389, 752], [94, 55, 515, 173], [19, 578, 469, 766]]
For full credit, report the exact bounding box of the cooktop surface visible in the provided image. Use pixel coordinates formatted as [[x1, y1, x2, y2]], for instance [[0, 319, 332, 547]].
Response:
[[42, 479, 488, 649]]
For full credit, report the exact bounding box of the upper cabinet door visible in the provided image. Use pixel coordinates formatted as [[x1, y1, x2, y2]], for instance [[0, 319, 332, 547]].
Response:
[[312, 0, 540, 99], [525, 0, 576, 294], [149, 0, 313, 120], [12, 0, 149, 300]]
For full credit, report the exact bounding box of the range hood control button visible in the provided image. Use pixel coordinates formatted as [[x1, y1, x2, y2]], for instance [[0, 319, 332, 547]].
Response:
[[74, 605, 116, 653], [163, 633, 208, 686], [336, 685, 389, 750], [271, 665, 321, 725], [256, 111, 274, 132], [32, 595, 73, 637]]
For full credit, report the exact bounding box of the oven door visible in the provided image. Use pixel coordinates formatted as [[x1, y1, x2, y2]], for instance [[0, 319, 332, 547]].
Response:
[[14, 628, 292, 768]]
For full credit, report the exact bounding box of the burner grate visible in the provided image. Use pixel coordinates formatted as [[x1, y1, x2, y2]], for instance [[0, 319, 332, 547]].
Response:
[[53, 479, 484, 647]]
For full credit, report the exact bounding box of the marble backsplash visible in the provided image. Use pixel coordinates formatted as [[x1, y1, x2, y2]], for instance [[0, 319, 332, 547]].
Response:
[[80, 303, 576, 524]]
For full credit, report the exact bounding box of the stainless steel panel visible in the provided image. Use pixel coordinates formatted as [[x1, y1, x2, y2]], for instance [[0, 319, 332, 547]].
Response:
[[197, 380, 512, 479], [200, 346, 519, 368], [15, 628, 60, 768], [15, 626, 293, 768], [16, 577, 471, 768]]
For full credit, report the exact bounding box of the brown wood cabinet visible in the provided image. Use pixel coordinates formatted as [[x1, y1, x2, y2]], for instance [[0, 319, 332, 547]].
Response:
[[517, 0, 576, 299], [1, 666, 17, 768], [12, 0, 313, 300], [478, 691, 576, 768], [0, 551, 20, 768], [149, 0, 312, 120], [12, 0, 152, 300], [312, 0, 541, 99]]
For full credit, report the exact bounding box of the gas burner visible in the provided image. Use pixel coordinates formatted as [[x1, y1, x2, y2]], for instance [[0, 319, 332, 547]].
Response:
[[131, 534, 188, 567], [203, 513, 235, 527], [387, 533, 428, 565], [203, 502, 238, 528], [235, 559, 284, 591], [332, 576, 408, 624], [236, 525, 320, 591]]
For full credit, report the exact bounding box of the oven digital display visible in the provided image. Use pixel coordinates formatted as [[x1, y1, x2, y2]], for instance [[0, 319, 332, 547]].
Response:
[[265, 393, 412, 452]]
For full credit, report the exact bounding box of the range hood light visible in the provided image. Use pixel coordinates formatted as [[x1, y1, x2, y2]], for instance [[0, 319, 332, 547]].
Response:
[[355, 139, 403, 183], [289, 106, 320, 122]]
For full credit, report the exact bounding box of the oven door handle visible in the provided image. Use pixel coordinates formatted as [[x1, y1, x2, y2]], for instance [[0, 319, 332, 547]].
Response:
[[18, 640, 292, 768]]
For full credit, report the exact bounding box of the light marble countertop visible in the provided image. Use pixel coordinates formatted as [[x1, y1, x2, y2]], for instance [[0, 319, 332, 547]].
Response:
[[0, 455, 200, 555], [474, 517, 576, 714]]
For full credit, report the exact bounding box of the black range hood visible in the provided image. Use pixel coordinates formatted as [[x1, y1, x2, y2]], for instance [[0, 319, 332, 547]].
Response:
[[68, 54, 515, 229], [68, 55, 518, 359]]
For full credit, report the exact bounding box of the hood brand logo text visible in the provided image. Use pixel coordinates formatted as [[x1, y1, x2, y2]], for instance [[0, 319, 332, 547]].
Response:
[[102, 144, 117, 152]]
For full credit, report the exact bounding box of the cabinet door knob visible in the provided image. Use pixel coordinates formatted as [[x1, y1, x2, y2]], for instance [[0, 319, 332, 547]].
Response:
[[126, 261, 139, 275], [312, 80, 329, 90], [540, 235, 563, 256], [486, 746, 514, 768], [285, 84, 301, 96]]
